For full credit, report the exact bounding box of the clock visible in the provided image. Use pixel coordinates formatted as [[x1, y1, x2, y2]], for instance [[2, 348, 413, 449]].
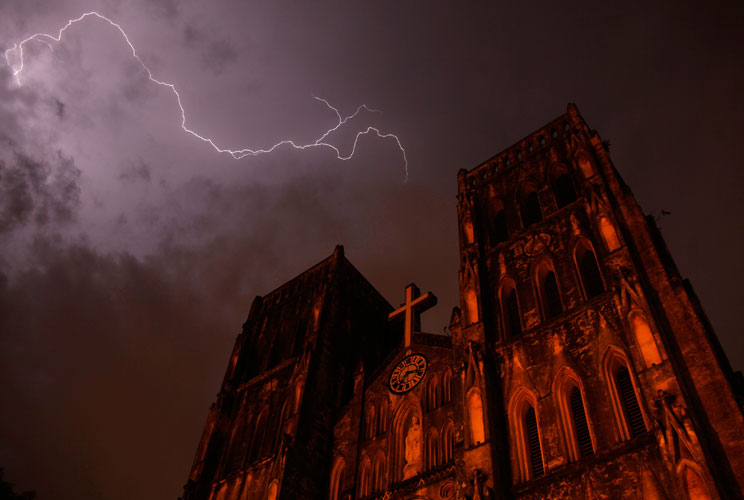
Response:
[[389, 354, 428, 394]]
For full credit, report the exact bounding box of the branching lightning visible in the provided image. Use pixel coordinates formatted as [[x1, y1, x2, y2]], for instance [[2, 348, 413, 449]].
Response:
[[3, 12, 409, 180]]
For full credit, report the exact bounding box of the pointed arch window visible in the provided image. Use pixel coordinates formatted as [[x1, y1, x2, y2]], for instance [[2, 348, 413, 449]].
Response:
[[510, 391, 544, 482], [629, 311, 662, 367], [377, 400, 388, 434], [553, 172, 578, 208], [576, 244, 604, 299], [537, 261, 563, 320], [525, 406, 544, 477], [555, 371, 594, 461], [365, 404, 376, 439], [442, 421, 455, 462], [358, 457, 371, 498], [372, 452, 386, 492], [427, 375, 440, 411], [329, 458, 345, 500], [521, 190, 542, 228], [604, 351, 647, 441], [426, 428, 440, 469], [615, 365, 646, 437], [442, 370, 453, 404], [569, 387, 593, 457], [249, 411, 269, 463], [467, 391, 485, 446], [500, 280, 522, 337]]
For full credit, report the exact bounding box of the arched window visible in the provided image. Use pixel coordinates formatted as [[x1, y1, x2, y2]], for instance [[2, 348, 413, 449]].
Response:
[[427, 375, 440, 411], [464, 287, 479, 325], [442, 421, 455, 462], [552, 172, 578, 208], [604, 350, 647, 441], [500, 280, 522, 337], [358, 457, 372, 498], [629, 311, 662, 367], [576, 153, 594, 178], [426, 428, 440, 470], [329, 458, 345, 500], [249, 411, 268, 462], [615, 365, 646, 437], [599, 216, 621, 252], [224, 414, 250, 474], [372, 452, 386, 492], [509, 390, 544, 482], [377, 400, 388, 434], [554, 369, 594, 461], [569, 387, 593, 457], [467, 391, 485, 446], [365, 404, 376, 439], [521, 190, 542, 228], [536, 261, 563, 320], [493, 208, 508, 244], [681, 464, 713, 500], [524, 406, 544, 478], [442, 370, 453, 404], [266, 481, 279, 500], [576, 244, 604, 299]]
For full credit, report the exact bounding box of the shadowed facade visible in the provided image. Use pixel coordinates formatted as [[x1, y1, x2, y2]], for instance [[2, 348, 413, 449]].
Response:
[[181, 105, 744, 500]]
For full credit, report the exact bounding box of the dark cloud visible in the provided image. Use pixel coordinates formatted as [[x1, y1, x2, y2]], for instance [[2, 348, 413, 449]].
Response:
[[1, 2, 743, 500], [0, 149, 80, 234], [202, 39, 239, 75], [118, 158, 151, 183]]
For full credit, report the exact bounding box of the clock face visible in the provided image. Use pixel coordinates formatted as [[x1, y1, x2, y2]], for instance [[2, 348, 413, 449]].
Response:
[[389, 354, 428, 394]]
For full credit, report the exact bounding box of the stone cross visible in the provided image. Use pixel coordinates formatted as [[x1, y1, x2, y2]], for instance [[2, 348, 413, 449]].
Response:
[[389, 283, 438, 348]]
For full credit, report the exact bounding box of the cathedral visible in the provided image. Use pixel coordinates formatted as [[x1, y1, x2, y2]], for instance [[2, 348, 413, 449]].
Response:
[[180, 105, 744, 500]]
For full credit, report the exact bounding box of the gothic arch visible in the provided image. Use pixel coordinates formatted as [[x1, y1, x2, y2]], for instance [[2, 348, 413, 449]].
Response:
[[358, 455, 372, 498], [372, 450, 387, 492], [602, 346, 649, 442], [426, 374, 440, 411], [573, 238, 605, 300], [628, 309, 662, 368], [426, 426, 440, 470], [464, 286, 480, 325], [442, 369, 453, 404], [498, 276, 522, 338], [391, 397, 423, 481], [533, 255, 563, 321], [552, 366, 595, 461], [265, 480, 279, 500], [442, 419, 455, 463], [377, 398, 389, 434], [365, 402, 377, 439], [508, 387, 544, 483], [677, 460, 715, 500], [466, 388, 486, 447], [598, 215, 621, 252], [329, 456, 345, 500]]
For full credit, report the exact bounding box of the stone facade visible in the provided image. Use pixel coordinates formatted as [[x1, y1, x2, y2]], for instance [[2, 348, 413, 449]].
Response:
[[181, 105, 744, 500]]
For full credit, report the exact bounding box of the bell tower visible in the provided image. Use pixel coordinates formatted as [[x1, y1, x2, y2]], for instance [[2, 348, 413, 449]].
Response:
[[450, 104, 744, 499]]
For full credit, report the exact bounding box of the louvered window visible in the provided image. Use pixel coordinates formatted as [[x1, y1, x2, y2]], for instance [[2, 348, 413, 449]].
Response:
[[525, 406, 544, 477], [614, 366, 646, 437], [580, 250, 604, 299], [553, 173, 578, 208], [543, 271, 563, 319], [505, 288, 522, 336], [521, 192, 542, 228], [493, 210, 508, 244], [569, 386, 594, 457]]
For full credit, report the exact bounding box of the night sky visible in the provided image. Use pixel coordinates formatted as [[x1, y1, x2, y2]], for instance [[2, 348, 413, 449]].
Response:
[[1, 1, 743, 499]]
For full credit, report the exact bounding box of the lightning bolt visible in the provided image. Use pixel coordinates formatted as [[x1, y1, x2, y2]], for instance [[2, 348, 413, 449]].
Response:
[[3, 11, 409, 181]]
